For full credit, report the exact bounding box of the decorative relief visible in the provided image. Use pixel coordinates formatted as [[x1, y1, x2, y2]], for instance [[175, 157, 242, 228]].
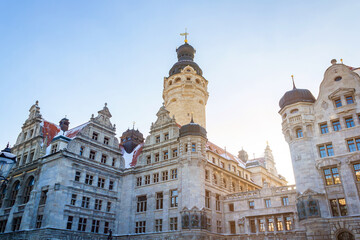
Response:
[[321, 101, 328, 110]]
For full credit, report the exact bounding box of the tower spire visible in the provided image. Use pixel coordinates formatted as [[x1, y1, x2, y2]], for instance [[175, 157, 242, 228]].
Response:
[[291, 75, 296, 89]]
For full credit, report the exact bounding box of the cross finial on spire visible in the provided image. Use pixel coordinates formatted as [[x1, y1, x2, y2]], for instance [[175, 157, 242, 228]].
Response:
[[291, 75, 296, 89], [180, 28, 189, 43]]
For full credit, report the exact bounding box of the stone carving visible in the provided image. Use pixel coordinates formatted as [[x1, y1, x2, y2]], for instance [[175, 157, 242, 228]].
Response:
[[321, 101, 328, 109]]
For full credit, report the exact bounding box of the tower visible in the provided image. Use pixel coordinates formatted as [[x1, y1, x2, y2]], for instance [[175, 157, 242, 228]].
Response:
[[163, 39, 209, 128]]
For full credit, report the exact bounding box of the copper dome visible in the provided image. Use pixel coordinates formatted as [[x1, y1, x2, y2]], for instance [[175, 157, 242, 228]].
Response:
[[169, 43, 203, 76], [279, 87, 316, 110]]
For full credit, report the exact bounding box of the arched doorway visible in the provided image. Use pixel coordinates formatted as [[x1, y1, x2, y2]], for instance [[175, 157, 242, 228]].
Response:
[[337, 230, 355, 240]]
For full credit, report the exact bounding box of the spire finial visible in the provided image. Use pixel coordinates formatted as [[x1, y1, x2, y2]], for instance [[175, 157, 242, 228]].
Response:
[[340, 58, 343, 64], [266, 140, 269, 146], [132, 121, 135, 129], [36, 100, 39, 105], [180, 28, 189, 43], [104, 102, 107, 107], [190, 112, 194, 123], [291, 75, 296, 89]]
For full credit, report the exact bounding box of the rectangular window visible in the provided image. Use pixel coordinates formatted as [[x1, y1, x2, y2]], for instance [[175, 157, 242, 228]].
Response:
[[85, 174, 93, 185], [164, 133, 169, 140], [136, 177, 142, 186], [335, 98, 342, 108], [66, 216, 73, 230], [319, 144, 334, 158], [232, 166, 236, 172], [137, 195, 147, 212], [258, 219, 265, 232], [282, 197, 289, 206], [162, 171, 168, 181], [153, 173, 159, 183], [220, 162, 224, 168], [78, 217, 87, 231], [216, 194, 221, 211], [112, 158, 116, 167], [144, 175, 150, 185], [39, 190, 48, 205], [155, 219, 163, 232], [229, 221, 236, 234], [104, 221, 110, 234], [205, 170, 209, 180], [155, 153, 160, 162], [92, 132, 98, 140], [324, 167, 341, 185], [171, 169, 178, 179], [265, 199, 271, 208], [267, 218, 274, 232], [75, 171, 81, 182], [146, 155, 151, 164], [205, 190, 211, 208], [155, 135, 160, 143], [169, 217, 178, 231], [109, 180, 114, 190], [91, 219, 100, 233], [79, 146, 85, 156], [156, 192, 163, 209], [101, 154, 107, 164], [320, 123, 329, 134], [29, 150, 35, 162], [94, 199, 102, 210], [330, 198, 347, 216], [228, 203, 234, 212], [51, 144, 58, 154], [216, 220, 222, 233], [276, 217, 283, 231], [249, 201, 254, 209], [191, 143, 196, 152], [103, 137, 109, 145], [35, 215, 43, 228], [98, 177, 105, 188], [285, 217, 292, 230], [81, 196, 90, 208], [172, 148, 178, 158], [345, 117, 355, 128], [70, 194, 77, 205], [12, 217, 22, 231], [332, 120, 341, 131], [89, 150, 96, 160], [346, 95, 354, 104], [250, 219, 256, 233], [163, 151, 169, 160], [354, 163, 360, 181], [135, 221, 146, 233], [347, 138, 360, 152], [170, 189, 178, 207], [107, 201, 112, 212]]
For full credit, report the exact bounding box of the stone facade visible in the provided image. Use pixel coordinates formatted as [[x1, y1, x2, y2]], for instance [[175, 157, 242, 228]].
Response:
[[0, 43, 358, 240]]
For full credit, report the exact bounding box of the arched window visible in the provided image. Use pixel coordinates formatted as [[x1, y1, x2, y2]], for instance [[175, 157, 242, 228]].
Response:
[[23, 176, 35, 204], [296, 128, 303, 138], [0, 186, 6, 208], [9, 181, 20, 207], [223, 179, 227, 188], [168, 81, 172, 86], [213, 174, 217, 185], [175, 78, 181, 83], [337, 231, 354, 240], [195, 79, 200, 84]]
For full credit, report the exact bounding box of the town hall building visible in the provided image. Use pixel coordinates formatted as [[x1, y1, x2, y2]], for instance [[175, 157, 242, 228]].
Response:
[[0, 37, 359, 240]]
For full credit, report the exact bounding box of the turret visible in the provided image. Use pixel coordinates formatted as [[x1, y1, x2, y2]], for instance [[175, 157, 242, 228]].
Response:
[[163, 40, 209, 128]]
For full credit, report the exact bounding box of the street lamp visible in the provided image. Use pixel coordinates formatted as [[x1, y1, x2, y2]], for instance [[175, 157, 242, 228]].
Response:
[[0, 144, 16, 185]]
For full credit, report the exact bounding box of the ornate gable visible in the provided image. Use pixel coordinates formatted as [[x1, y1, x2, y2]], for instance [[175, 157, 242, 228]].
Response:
[[91, 103, 115, 130], [152, 105, 175, 129]]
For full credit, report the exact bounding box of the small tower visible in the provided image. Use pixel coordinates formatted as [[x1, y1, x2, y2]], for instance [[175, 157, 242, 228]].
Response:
[[120, 128, 144, 154], [59, 117, 70, 133], [163, 38, 209, 128]]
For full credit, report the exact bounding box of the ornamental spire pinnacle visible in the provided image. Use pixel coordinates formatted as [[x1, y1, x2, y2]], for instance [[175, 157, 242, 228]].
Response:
[[180, 28, 189, 43], [291, 75, 296, 89]]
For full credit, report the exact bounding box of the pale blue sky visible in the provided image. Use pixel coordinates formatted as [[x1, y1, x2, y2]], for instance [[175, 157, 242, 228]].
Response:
[[0, 1, 359, 183]]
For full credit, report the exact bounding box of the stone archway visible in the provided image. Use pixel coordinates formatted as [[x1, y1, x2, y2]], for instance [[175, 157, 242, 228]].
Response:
[[337, 230, 355, 240]]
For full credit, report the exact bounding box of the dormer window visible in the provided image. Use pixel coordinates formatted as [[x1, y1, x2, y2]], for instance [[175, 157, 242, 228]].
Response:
[[92, 132, 99, 140], [346, 95, 354, 105], [334, 98, 342, 108], [51, 144, 58, 154], [296, 128, 303, 138]]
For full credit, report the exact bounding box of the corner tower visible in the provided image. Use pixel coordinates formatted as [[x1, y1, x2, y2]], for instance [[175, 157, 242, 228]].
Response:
[[163, 40, 209, 128]]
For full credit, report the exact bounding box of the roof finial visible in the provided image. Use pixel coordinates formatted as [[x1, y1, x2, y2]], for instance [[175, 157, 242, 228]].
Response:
[[340, 58, 343, 64], [132, 121, 136, 129], [266, 140, 269, 146], [36, 100, 39, 105], [180, 28, 189, 43], [104, 102, 107, 107], [190, 112, 194, 123], [291, 75, 296, 89]]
